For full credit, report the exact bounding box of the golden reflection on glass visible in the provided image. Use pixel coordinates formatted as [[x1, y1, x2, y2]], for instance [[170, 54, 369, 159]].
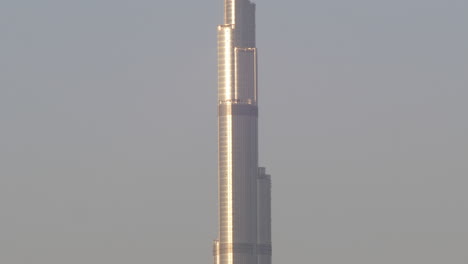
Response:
[[224, 29, 233, 100], [226, 113, 233, 264], [215, 240, 220, 264], [215, 1, 271, 264]]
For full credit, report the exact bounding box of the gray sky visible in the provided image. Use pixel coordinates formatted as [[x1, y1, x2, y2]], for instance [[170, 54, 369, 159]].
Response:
[[1, 0, 467, 263]]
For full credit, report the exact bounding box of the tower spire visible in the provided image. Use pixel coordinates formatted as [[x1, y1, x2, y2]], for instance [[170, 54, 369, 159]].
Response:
[[224, 0, 235, 24]]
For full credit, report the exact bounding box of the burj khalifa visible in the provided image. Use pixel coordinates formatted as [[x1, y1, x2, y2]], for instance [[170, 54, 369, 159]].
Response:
[[213, 1, 272, 264]]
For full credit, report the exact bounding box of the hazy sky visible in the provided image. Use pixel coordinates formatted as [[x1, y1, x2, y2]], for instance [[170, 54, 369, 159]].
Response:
[[1, 0, 467, 263]]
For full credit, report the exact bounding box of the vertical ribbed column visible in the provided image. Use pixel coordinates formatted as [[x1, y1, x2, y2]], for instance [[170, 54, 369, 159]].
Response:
[[214, 240, 220, 264], [217, 25, 235, 102], [218, 104, 258, 264], [257, 168, 272, 264], [225, 0, 235, 24]]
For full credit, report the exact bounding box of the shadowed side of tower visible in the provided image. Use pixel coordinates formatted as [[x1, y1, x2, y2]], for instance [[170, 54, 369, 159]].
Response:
[[257, 168, 272, 264]]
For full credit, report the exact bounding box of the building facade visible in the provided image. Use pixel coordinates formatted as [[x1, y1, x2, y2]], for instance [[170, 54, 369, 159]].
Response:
[[213, 1, 272, 264]]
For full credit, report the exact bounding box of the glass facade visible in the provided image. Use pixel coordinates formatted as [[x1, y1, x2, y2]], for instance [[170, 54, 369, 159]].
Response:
[[215, 1, 271, 264]]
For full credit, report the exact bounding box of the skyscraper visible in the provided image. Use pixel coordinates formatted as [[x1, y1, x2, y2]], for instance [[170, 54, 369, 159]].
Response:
[[213, 1, 272, 264]]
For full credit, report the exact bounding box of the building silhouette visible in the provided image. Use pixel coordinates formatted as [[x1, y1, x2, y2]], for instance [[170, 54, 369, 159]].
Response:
[[213, 1, 272, 264]]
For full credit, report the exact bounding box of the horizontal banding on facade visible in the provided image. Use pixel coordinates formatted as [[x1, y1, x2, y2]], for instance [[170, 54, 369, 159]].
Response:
[[212, 243, 272, 256], [219, 104, 258, 116], [256, 243, 272, 256], [214, 243, 256, 255]]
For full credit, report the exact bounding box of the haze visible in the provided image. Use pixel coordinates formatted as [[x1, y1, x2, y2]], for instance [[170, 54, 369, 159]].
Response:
[[1, 0, 467, 263]]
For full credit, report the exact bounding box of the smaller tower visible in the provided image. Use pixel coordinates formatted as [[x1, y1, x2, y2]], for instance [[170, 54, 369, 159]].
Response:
[[257, 168, 272, 264]]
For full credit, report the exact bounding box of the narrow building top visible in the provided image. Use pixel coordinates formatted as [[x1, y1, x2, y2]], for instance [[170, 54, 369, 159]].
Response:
[[224, 0, 256, 25]]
